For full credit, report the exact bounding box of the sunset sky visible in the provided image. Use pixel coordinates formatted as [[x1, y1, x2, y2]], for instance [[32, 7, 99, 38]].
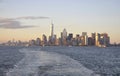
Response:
[[0, 0, 120, 43]]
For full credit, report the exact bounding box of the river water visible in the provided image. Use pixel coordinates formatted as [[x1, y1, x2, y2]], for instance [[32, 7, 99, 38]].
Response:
[[0, 46, 120, 76]]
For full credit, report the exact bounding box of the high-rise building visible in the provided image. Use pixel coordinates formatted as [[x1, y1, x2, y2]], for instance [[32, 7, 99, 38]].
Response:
[[75, 34, 80, 46], [53, 34, 57, 45], [49, 21, 56, 45], [68, 33, 73, 41], [61, 28, 67, 45], [62, 28, 67, 39], [29, 39, 35, 46], [94, 33, 110, 47], [95, 33, 101, 46], [85, 35, 88, 45], [50, 21, 54, 40], [88, 37, 93, 45], [81, 32, 88, 46], [42, 34, 47, 46], [67, 33, 73, 45], [35, 38, 41, 46], [91, 33, 96, 45], [100, 33, 110, 46]]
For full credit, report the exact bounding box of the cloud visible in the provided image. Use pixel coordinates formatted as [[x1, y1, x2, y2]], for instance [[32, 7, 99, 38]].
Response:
[[0, 18, 14, 23], [16, 16, 50, 20], [0, 18, 34, 29], [0, 16, 50, 29]]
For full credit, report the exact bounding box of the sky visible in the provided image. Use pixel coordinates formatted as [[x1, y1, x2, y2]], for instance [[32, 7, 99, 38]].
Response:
[[0, 0, 120, 43]]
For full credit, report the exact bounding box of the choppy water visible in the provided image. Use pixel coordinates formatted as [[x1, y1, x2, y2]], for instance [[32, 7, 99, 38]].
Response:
[[6, 48, 99, 76], [0, 46, 120, 76]]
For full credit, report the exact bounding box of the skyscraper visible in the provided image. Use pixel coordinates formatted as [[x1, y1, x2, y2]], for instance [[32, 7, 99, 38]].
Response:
[[100, 33, 110, 46], [81, 32, 88, 46], [91, 33, 96, 45], [42, 34, 47, 46], [50, 21, 54, 40], [35, 38, 41, 46], [62, 28, 67, 39], [67, 33, 73, 45], [49, 20, 57, 45], [95, 33, 101, 46], [61, 28, 67, 45], [75, 34, 80, 46]]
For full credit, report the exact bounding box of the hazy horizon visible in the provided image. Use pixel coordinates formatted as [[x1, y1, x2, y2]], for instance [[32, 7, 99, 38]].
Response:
[[0, 0, 120, 43]]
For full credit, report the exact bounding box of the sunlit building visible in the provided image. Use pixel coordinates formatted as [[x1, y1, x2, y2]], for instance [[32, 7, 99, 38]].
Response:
[[81, 32, 88, 46], [26, 28, 111, 47], [95, 33, 101, 46]]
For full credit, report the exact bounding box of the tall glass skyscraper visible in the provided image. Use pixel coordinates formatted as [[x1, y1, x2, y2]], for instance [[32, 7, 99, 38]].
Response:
[[50, 21, 54, 39]]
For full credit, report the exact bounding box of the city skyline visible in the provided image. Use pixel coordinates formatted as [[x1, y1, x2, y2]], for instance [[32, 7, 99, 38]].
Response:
[[3, 28, 110, 47], [0, 0, 120, 43]]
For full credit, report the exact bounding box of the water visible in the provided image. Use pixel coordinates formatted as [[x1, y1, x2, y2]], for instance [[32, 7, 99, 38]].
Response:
[[0, 46, 120, 76]]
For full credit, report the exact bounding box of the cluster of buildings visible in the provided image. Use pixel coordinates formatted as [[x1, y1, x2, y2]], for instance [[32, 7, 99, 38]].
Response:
[[29, 23, 110, 47], [2, 39, 29, 46], [1, 22, 110, 47]]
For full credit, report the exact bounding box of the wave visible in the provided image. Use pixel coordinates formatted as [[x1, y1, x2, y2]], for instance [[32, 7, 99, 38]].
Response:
[[6, 48, 100, 76]]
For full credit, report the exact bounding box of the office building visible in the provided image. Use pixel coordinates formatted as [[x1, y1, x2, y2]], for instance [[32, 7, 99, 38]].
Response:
[[100, 33, 110, 46], [42, 34, 47, 46], [36, 38, 41, 46], [61, 29, 67, 45], [95, 33, 101, 46], [81, 32, 88, 46]]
